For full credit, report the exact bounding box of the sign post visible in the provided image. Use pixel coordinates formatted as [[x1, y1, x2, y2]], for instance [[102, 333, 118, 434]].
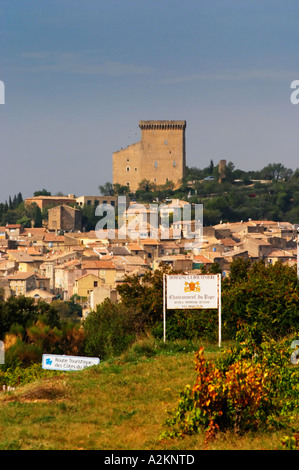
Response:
[[0, 340, 4, 365], [218, 274, 221, 348], [163, 273, 166, 343], [163, 274, 222, 347]]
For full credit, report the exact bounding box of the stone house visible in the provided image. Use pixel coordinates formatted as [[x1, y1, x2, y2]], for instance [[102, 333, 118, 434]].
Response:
[[81, 259, 117, 288], [73, 273, 102, 298], [48, 205, 82, 232], [6, 272, 36, 295]]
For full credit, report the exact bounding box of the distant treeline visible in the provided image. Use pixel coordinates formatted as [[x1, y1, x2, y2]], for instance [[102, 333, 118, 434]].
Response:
[[1, 161, 299, 228]]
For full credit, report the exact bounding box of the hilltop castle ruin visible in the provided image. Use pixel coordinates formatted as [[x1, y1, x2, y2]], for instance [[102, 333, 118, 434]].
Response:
[[113, 120, 186, 191]]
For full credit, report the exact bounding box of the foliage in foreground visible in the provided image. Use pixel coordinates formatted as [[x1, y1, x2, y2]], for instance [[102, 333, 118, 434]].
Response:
[[0, 362, 57, 388], [222, 260, 299, 340], [161, 327, 299, 443]]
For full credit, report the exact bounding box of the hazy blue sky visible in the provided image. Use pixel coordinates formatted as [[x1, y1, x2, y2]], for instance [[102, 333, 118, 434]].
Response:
[[1, 0, 298, 202]]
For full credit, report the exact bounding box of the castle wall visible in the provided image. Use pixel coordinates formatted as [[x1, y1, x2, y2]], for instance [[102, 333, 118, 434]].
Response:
[[113, 120, 186, 192], [139, 121, 186, 188], [113, 141, 142, 191]]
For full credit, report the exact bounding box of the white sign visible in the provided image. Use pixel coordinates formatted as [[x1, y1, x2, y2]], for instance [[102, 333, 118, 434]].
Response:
[[166, 274, 219, 309], [163, 274, 222, 347], [42, 354, 100, 371]]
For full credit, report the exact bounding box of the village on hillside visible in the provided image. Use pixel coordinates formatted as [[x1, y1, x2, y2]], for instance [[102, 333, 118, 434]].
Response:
[[0, 193, 297, 318]]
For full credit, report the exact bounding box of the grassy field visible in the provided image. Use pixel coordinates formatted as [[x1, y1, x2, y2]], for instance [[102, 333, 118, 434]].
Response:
[[0, 339, 297, 451]]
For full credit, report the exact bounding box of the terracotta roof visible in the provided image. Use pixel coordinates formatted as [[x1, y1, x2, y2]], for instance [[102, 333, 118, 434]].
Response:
[[43, 234, 65, 242], [128, 243, 145, 251], [26, 196, 75, 201], [220, 238, 238, 246], [68, 231, 98, 239], [6, 224, 22, 229], [139, 239, 160, 245], [109, 246, 130, 255], [6, 272, 35, 280], [17, 247, 43, 256], [264, 248, 296, 258], [193, 255, 213, 264], [82, 260, 115, 269], [7, 250, 35, 262], [22, 227, 47, 235], [55, 259, 82, 269]]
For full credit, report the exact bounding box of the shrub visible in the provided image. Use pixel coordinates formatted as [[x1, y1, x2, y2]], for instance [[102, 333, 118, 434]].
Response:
[[152, 309, 218, 342], [0, 363, 56, 388], [3, 339, 42, 369], [83, 299, 137, 360], [222, 260, 299, 340]]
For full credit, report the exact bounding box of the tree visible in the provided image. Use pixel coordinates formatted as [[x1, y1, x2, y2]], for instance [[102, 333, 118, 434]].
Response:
[[33, 189, 51, 196], [260, 163, 293, 182], [83, 299, 137, 359], [33, 205, 43, 227], [113, 183, 130, 195], [0, 296, 60, 340], [229, 258, 251, 283], [222, 260, 299, 340], [98, 182, 114, 196], [117, 265, 174, 330], [137, 179, 156, 192], [17, 192, 23, 205], [222, 161, 235, 183]]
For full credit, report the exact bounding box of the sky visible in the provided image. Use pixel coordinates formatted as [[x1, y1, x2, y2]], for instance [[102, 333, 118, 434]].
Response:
[[0, 0, 298, 203]]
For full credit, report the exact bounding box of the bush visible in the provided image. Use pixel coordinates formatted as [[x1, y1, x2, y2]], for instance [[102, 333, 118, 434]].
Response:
[[2, 319, 86, 370], [0, 296, 61, 340], [222, 260, 299, 340], [161, 328, 299, 441], [152, 309, 218, 343], [3, 339, 42, 369], [0, 363, 57, 388], [83, 299, 137, 360]]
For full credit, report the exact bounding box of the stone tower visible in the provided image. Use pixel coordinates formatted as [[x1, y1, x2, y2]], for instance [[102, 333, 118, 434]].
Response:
[[113, 120, 186, 192]]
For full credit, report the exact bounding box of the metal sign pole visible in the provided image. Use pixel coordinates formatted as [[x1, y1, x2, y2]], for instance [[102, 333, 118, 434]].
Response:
[[218, 274, 222, 348]]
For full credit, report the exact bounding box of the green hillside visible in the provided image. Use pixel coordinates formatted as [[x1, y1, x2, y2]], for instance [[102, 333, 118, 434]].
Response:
[[0, 339, 297, 451]]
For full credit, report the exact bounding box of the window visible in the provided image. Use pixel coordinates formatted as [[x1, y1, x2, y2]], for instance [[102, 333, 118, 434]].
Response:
[[94, 281, 98, 287], [154, 161, 158, 168], [126, 166, 130, 172], [165, 140, 168, 145], [173, 160, 176, 167]]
